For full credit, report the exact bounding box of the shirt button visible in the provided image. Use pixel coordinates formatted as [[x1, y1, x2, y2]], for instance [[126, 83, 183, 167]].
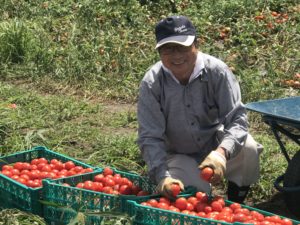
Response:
[[186, 104, 190, 108], [197, 138, 200, 141], [191, 122, 195, 126]]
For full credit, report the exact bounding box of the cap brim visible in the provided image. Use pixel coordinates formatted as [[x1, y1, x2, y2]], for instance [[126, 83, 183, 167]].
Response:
[[155, 35, 195, 49]]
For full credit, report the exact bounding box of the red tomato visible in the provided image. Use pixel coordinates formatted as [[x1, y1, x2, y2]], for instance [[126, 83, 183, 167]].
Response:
[[204, 206, 213, 214], [39, 171, 50, 179], [159, 197, 171, 205], [140, 202, 150, 206], [1, 170, 12, 177], [84, 168, 93, 173], [30, 159, 40, 165], [20, 169, 30, 175], [102, 186, 113, 194], [64, 161, 75, 170], [30, 164, 38, 170], [22, 162, 31, 170], [189, 211, 198, 216], [20, 174, 30, 180], [83, 180, 95, 190], [11, 175, 20, 180], [221, 206, 233, 214], [175, 197, 188, 211], [157, 202, 169, 210], [232, 213, 247, 222], [103, 167, 114, 176], [73, 166, 83, 173], [31, 180, 41, 188], [171, 183, 181, 197], [2, 165, 13, 171], [181, 209, 191, 214], [211, 200, 223, 212], [213, 195, 225, 207], [186, 202, 194, 211], [67, 170, 77, 176], [26, 179, 35, 187], [200, 167, 214, 182], [94, 174, 105, 183], [50, 159, 59, 164], [38, 158, 48, 164], [196, 202, 208, 212], [37, 163, 47, 171], [28, 170, 40, 180], [105, 178, 116, 187], [76, 182, 84, 188], [53, 162, 64, 171], [147, 199, 158, 207], [13, 162, 24, 171], [41, 164, 52, 172], [281, 218, 293, 225], [230, 202, 241, 211], [17, 177, 27, 185], [197, 211, 207, 217], [195, 191, 207, 201], [169, 205, 180, 212], [120, 177, 130, 186], [217, 212, 233, 222], [187, 196, 199, 206], [93, 182, 104, 192], [131, 184, 141, 195], [11, 169, 20, 176], [119, 184, 132, 195]]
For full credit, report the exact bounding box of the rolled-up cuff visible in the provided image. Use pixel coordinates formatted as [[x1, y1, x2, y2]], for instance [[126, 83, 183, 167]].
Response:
[[151, 164, 171, 184], [219, 137, 235, 159]]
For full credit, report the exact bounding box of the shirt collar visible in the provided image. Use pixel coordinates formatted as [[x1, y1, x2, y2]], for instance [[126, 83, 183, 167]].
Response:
[[161, 51, 205, 84]]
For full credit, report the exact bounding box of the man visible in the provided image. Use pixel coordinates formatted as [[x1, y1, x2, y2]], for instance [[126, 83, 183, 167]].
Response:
[[137, 15, 263, 203]]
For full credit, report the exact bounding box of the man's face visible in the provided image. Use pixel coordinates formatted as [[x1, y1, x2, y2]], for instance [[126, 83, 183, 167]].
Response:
[[159, 43, 198, 84]]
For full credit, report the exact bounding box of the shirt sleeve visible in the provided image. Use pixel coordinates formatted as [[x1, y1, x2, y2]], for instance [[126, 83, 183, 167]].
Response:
[[137, 79, 171, 183], [213, 66, 249, 159]]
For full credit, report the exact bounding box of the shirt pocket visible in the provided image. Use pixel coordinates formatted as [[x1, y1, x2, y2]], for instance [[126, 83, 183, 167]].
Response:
[[197, 102, 219, 127]]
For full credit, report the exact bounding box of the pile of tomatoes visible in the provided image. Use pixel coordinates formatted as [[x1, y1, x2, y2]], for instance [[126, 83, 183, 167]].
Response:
[[140, 192, 294, 225], [0, 158, 94, 188], [65, 167, 150, 196]]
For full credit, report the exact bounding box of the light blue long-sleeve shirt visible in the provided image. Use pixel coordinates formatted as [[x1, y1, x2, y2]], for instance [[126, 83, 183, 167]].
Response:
[[137, 52, 249, 183]]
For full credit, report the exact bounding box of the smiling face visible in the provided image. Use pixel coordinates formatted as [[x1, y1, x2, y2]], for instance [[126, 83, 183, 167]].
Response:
[[159, 43, 198, 85]]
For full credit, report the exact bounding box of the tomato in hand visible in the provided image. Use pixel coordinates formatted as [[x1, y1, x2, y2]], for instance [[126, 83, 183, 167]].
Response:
[[171, 183, 181, 197], [200, 167, 214, 182]]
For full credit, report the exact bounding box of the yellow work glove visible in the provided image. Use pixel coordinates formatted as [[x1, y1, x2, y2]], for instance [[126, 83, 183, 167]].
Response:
[[199, 150, 226, 185], [156, 177, 184, 199]]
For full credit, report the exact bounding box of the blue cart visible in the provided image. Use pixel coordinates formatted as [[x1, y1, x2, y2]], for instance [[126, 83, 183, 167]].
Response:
[[245, 96, 300, 219]]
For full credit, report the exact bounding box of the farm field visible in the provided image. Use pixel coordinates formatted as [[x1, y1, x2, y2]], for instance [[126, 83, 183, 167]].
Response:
[[0, 0, 299, 224]]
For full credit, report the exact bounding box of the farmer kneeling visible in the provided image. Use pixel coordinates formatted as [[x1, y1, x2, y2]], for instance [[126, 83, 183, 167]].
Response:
[[137, 15, 263, 203]]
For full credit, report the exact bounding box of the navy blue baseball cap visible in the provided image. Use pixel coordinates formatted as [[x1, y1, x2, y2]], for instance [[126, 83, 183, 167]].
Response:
[[155, 15, 196, 49]]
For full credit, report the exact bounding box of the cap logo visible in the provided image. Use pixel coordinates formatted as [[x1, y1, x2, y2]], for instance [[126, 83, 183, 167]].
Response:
[[174, 25, 187, 33]]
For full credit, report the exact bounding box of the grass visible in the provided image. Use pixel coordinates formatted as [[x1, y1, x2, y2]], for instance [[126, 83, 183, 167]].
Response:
[[0, 0, 299, 224]]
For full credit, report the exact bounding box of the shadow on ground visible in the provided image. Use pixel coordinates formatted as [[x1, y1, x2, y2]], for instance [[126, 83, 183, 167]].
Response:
[[252, 192, 299, 221]]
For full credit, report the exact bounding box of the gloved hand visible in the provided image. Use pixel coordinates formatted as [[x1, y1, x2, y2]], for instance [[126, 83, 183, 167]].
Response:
[[156, 177, 184, 199], [199, 150, 226, 185]]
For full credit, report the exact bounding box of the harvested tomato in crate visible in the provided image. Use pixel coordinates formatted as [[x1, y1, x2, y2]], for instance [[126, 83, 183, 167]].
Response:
[[42, 167, 159, 225], [127, 191, 300, 225], [0, 146, 96, 216]]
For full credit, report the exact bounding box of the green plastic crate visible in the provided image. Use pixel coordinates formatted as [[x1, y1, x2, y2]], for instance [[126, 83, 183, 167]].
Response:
[[127, 198, 300, 225], [0, 146, 96, 216], [42, 168, 160, 225]]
